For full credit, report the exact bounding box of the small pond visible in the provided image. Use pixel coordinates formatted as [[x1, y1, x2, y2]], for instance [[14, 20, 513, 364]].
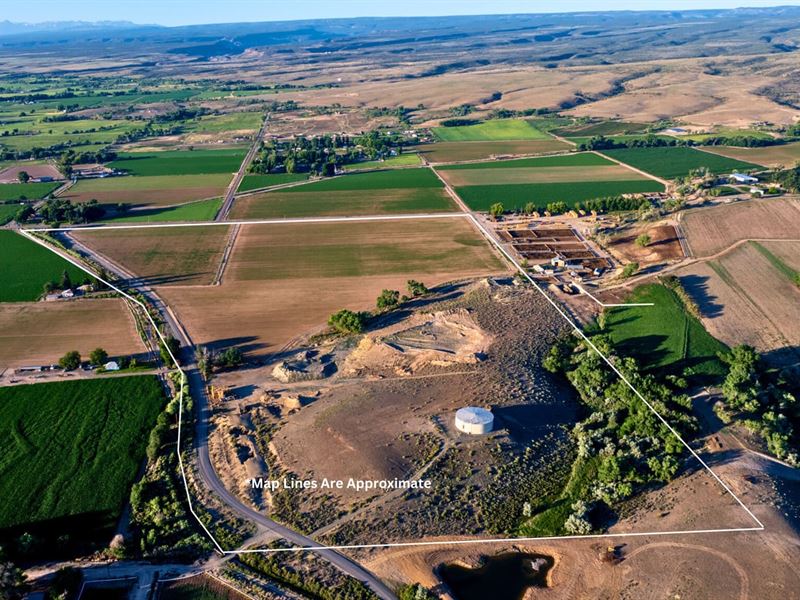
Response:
[[440, 552, 554, 600]]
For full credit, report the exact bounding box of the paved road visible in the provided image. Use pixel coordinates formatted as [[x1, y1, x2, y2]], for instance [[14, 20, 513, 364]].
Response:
[[216, 116, 269, 221], [36, 231, 398, 600]]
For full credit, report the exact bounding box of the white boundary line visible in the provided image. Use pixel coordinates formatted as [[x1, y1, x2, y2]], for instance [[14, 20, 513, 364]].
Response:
[[16, 215, 763, 557], [23, 212, 469, 232], [24, 214, 655, 308], [574, 282, 655, 308]]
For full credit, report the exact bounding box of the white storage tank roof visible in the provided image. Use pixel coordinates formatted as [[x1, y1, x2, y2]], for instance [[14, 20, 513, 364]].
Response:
[[455, 406, 494, 435]]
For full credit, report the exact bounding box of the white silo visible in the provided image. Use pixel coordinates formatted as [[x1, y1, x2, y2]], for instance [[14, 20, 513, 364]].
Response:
[[455, 406, 494, 435]]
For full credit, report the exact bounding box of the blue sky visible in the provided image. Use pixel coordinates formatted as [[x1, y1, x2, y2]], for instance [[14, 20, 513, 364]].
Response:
[[7, 0, 799, 26]]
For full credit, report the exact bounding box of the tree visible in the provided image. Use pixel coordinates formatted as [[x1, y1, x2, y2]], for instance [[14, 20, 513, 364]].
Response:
[[376, 289, 400, 310], [406, 280, 429, 297], [635, 233, 651, 247], [620, 262, 639, 279], [89, 347, 108, 366], [58, 350, 81, 371], [328, 309, 366, 334], [719, 345, 762, 412], [159, 335, 181, 366], [59, 269, 72, 290], [217, 347, 243, 368], [16, 171, 29, 183], [488, 202, 505, 219], [195, 345, 213, 380]]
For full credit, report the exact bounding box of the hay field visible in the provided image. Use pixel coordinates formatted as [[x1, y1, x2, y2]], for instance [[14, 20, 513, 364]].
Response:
[[682, 198, 800, 257], [701, 142, 800, 168], [73, 225, 230, 286], [0, 298, 146, 368], [0, 182, 59, 201], [600, 147, 760, 179], [65, 173, 231, 208], [0, 376, 164, 546], [108, 148, 246, 176], [432, 119, 549, 141], [678, 242, 800, 361], [413, 140, 572, 163], [230, 168, 455, 219], [159, 219, 506, 356], [604, 283, 727, 382], [237, 173, 308, 192], [1, 231, 93, 302], [437, 153, 661, 211]]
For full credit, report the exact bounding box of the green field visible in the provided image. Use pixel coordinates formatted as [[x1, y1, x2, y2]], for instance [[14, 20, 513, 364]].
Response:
[[0, 203, 20, 225], [455, 180, 664, 211], [343, 152, 422, 171], [0, 231, 92, 301], [231, 168, 454, 219], [0, 182, 59, 201], [237, 173, 308, 193], [601, 147, 761, 179], [286, 168, 442, 191], [109, 148, 246, 176], [604, 283, 727, 381], [104, 198, 222, 223], [432, 119, 550, 142], [0, 377, 165, 548], [437, 153, 613, 171]]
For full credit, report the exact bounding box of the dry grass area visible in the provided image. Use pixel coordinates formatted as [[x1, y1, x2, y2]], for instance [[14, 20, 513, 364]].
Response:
[[567, 57, 800, 127], [73, 225, 230, 286], [269, 66, 625, 112], [266, 109, 396, 138], [678, 242, 800, 361], [0, 299, 146, 369], [608, 223, 684, 267], [702, 142, 800, 168], [414, 140, 573, 163], [157, 219, 506, 356], [364, 443, 800, 599], [682, 198, 800, 257]]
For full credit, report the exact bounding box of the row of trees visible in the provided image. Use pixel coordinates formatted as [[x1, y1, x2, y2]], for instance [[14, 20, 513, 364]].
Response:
[[488, 195, 652, 219], [57, 347, 110, 371], [577, 133, 781, 152]]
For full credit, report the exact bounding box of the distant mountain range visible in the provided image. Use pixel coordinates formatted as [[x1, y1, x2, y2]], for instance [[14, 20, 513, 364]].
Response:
[[0, 20, 155, 36]]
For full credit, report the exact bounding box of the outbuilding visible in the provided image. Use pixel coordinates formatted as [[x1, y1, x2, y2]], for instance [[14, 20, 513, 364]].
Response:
[[730, 172, 758, 184], [455, 406, 494, 435]]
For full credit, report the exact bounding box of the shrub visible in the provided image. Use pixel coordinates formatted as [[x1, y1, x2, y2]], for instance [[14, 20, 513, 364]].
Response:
[[327, 309, 366, 334], [376, 289, 400, 310], [620, 262, 639, 279]]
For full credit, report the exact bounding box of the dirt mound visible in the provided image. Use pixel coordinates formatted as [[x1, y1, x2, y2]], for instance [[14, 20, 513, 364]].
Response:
[[342, 308, 492, 377]]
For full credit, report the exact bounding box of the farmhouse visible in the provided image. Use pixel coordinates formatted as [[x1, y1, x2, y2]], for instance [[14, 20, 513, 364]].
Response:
[[730, 172, 758, 184], [71, 164, 115, 179]]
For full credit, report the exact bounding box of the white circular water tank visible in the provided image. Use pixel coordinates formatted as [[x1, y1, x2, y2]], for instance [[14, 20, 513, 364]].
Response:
[[455, 406, 494, 435]]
